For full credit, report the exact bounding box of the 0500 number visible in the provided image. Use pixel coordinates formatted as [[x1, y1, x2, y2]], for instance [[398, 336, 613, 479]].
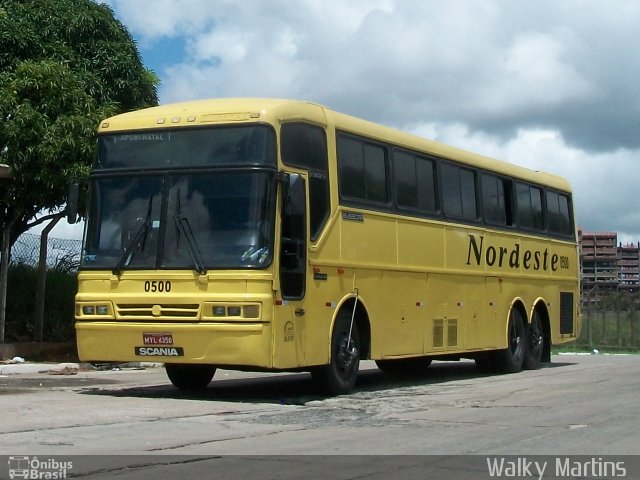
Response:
[[144, 280, 172, 293]]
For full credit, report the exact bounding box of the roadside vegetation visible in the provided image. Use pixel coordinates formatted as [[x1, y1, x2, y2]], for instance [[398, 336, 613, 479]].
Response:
[[555, 291, 640, 354], [5, 262, 76, 343]]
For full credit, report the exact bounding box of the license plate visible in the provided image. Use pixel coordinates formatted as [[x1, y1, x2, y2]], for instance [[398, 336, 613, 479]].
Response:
[[143, 332, 173, 345]]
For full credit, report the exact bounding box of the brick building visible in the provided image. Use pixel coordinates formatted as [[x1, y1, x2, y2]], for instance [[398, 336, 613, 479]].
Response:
[[579, 230, 640, 296], [619, 242, 640, 293]]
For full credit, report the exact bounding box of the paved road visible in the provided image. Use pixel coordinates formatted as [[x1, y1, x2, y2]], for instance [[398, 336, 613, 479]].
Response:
[[1, 354, 639, 478]]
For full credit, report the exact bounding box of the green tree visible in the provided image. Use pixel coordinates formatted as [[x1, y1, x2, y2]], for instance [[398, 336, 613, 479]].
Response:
[[0, 0, 159, 341]]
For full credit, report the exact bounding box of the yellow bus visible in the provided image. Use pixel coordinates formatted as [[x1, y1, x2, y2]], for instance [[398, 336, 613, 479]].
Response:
[[69, 98, 580, 395]]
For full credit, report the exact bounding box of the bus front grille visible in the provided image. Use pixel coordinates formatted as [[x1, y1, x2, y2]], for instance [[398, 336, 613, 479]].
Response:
[[116, 303, 200, 320]]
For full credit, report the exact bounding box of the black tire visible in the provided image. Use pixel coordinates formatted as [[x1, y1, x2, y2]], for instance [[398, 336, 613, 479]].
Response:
[[524, 311, 544, 370], [492, 308, 526, 373], [376, 357, 432, 375], [312, 310, 361, 396], [165, 363, 216, 389]]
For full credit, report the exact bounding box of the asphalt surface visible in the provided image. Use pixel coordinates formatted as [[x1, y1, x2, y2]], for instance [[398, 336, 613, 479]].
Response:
[[2, 354, 639, 478]]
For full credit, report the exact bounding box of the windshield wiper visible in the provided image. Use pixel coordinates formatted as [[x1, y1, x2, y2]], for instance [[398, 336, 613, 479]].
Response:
[[113, 195, 153, 275], [174, 189, 207, 275]]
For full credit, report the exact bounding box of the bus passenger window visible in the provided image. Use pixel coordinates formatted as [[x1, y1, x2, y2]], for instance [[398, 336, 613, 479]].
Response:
[[364, 143, 388, 203], [442, 164, 462, 217], [481, 173, 512, 225], [547, 190, 573, 236], [394, 151, 437, 213], [442, 163, 477, 220], [338, 136, 366, 199], [338, 134, 388, 205], [516, 183, 544, 231]]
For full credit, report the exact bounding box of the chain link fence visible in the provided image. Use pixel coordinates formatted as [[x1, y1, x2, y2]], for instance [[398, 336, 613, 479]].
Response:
[[575, 291, 640, 351], [9, 233, 82, 271]]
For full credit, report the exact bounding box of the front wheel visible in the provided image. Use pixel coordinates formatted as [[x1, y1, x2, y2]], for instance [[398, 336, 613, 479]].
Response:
[[165, 363, 216, 390], [492, 308, 526, 373], [312, 310, 360, 396]]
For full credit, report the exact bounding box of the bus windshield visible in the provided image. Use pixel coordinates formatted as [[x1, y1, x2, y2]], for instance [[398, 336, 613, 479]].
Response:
[[82, 125, 277, 271], [82, 171, 276, 271]]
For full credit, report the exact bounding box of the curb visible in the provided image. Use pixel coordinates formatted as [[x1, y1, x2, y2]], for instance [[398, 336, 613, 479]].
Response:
[[0, 362, 163, 376], [0, 362, 81, 375]]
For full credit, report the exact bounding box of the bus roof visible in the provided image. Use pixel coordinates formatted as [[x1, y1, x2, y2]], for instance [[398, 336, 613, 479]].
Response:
[[98, 97, 572, 192]]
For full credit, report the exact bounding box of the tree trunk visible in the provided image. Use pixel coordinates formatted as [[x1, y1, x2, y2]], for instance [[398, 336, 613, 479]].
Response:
[[0, 208, 22, 343]]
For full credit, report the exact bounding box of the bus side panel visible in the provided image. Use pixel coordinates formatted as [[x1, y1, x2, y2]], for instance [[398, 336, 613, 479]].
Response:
[[271, 300, 307, 369], [362, 270, 425, 358]]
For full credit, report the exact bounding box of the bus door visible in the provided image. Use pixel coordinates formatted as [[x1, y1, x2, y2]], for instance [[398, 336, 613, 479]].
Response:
[[274, 173, 307, 367]]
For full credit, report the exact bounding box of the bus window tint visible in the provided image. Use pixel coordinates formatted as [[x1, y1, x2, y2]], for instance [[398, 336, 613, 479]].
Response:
[[442, 163, 477, 220], [338, 136, 366, 199], [364, 144, 388, 203], [442, 164, 462, 217], [531, 187, 544, 230], [481, 174, 506, 225], [281, 123, 330, 240], [547, 190, 573, 235], [517, 183, 544, 231], [97, 126, 275, 169], [558, 194, 572, 234], [395, 151, 437, 213], [281, 123, 327, 171], [338, 135, 388, 204], [395, 151, 416, 208], [460, 169, 478, 219]]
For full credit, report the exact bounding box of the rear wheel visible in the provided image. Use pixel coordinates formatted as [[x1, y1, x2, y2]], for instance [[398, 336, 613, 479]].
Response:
[[492, 308, 526, 373], [165, 363, 216, 389], [524, 311, 544, 370], [312, 309, 361, 396]]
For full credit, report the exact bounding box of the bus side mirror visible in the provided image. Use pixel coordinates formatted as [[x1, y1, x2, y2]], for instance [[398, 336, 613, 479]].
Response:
[[67, 179, 80, 224]]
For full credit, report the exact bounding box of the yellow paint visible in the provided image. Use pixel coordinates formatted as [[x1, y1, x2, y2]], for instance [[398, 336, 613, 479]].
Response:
[[77, 98, 580, 370]]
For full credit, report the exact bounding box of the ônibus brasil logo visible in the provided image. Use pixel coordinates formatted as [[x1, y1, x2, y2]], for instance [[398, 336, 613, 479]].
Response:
[[8, 456, 72, 479]]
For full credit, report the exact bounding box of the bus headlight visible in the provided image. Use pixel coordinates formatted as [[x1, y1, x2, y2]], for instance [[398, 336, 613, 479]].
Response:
[[205, 303, 261, 320], [243, 305, 260, 318], [79, 303, 112, 317]]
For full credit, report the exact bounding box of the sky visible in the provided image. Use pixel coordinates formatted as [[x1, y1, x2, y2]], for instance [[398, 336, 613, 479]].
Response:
[[46, 0, 640, 243]]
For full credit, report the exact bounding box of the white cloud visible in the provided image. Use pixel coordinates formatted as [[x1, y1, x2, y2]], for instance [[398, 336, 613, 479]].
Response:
[[100, 0, 640, 241], [487, 31, 597, 113], [102, 0, 215, 43]]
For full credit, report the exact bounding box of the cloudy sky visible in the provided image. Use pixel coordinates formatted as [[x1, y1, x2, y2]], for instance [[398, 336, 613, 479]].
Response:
[[87, 0, 640, 243]]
